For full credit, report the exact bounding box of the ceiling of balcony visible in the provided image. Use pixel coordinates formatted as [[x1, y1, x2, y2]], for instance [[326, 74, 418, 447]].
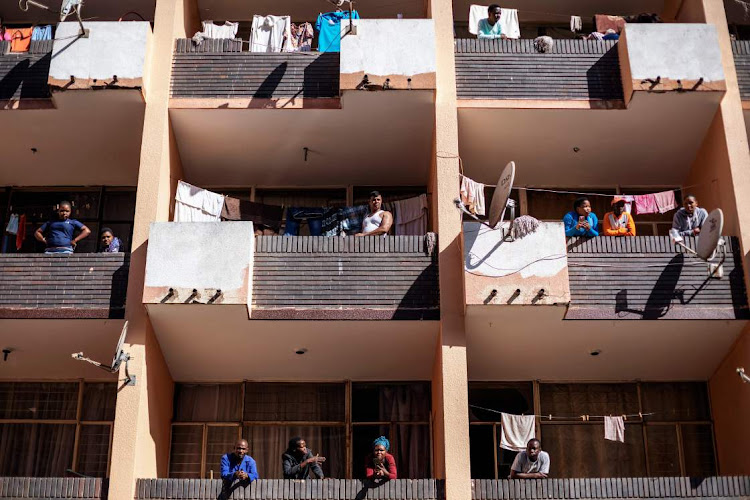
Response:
[[146, 304, 439, 381], [0, 90, 144, 187], [196, 0, 426, 22], [465, 306, 746, 381], [170, 91, 435, 188], [458, 91, 722, 188], [0, 0, 156, 23], [0, 319, 122, 380]]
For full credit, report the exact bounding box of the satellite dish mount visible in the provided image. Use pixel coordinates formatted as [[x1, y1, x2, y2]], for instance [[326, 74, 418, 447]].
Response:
[[72, 321, 135, 386], [669, 208, 725, 278], [455, 161, 517, 241], [19, 0, 89, 38]]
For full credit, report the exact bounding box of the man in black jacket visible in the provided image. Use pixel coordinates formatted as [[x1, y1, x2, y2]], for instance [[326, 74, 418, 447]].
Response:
[[282, 437, 326, 479]]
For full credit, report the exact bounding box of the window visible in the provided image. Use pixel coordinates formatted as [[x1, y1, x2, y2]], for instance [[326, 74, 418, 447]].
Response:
[[168, 381, 432, 479], [0, 382, 116, 477]]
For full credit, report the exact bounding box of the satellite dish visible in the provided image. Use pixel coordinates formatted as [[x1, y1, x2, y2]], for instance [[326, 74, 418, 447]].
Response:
[[488, 161, 516, 228], [71, 321, 135, 385], [696, 208, 724, 261], [60, 0, 82, 21]]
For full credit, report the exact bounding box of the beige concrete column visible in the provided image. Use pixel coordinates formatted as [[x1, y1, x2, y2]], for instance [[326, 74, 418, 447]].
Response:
[[108, 0, 200, 499], [428, 0, 472, 498], [692, 0, 750, 476]]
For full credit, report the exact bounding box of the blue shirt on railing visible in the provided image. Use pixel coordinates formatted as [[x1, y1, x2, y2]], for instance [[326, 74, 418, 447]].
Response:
[[563, 211, 599, 237], [220, 453, 259, 482]]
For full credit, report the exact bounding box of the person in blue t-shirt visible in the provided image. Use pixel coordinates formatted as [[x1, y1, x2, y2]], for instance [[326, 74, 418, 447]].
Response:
[[563, 197, 599, 237], [34, 201, 91, 254]]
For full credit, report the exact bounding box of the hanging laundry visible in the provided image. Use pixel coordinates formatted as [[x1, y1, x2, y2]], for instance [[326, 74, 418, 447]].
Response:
[[604, 416, 625, 443], [633, 194, 658, 215], [5, 214, 19, 235], [31, 25, 52, 41], [460, 176, 486, 216], [202, 21, 239, 39], [321, 207, 341, 237], [339, 204, 369, 235], [654, 190, 677, 214], [316, 10, 359, 53], [468, 5, 487, 35], [615, 195, 634, 214], [15, 214, 26, 251], [498, 9, 520, 39], [8, 28, 32, 52], [595, 14, 626, 34], [174, 180, 224, 222], [251, 15, 292, 52], [286, 23, 314, 52], [284, 207, 330, 236], [500, 413, 536, 451], [220, 197, 283, 232], [570, 15, 582, 33], [392, 194, 428, 236]]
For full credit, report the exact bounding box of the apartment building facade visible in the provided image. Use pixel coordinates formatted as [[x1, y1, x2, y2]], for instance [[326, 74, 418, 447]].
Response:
[[0, 0, 749, 499]]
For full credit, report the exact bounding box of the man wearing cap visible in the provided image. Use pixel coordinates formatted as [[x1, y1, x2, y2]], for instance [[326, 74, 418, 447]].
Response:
[[603, 197, 636, 236]]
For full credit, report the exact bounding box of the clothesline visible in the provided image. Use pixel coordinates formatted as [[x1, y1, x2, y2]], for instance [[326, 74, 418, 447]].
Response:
[[469, 404, 656, 421]]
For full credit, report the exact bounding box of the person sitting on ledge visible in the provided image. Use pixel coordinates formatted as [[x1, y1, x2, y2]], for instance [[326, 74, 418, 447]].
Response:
[[98, 227, 122, 252], [563, 197, 599, 237], [35, 200, 91, 254], [603, 198, 636, 236], [365, 436, 397, 480], [672, 195, 708, 237], [510, 438, 550, 479], [221, 439, 259, 487], [282, 436, 326, 479], [356, 191, 393, 237], [478, 4, 507, 40]]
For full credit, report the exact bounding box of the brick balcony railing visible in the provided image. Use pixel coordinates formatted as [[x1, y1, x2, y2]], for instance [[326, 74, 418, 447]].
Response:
[[0, 253, 129, 319], [566, 236, 749, 320], [0, 40, 53, 103], [454, 39, 622, 102], [0, 478, 106, 499], [252, 235, 439, 320]]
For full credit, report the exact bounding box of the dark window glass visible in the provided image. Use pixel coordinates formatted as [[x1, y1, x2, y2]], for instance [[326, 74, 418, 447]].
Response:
[[540, 383, 639, 418], [352, 383, 430, 422], [468, 382, 533, 422], [205, 425, 240, 479], [174, 384, 242, 422], [682, 424, 716, 477], [469, 425, 495, 479], [81, 383, 117, 421], [102, 190, 136, 221], [77, 424, 111, 477], [646, 425, 680, 476], [243, 383, 345, 422], [0, 382, 78, 420], [168, 425, 203, 478], [641, 382, 711, 422], [0, 423, 75, 476], [542, 424, 646, 478]]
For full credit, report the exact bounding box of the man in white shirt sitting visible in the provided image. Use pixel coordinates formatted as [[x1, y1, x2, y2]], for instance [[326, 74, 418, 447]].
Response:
[[510, 439, 550, 479]]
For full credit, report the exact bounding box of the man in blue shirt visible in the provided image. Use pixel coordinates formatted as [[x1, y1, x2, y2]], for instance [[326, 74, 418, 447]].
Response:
[[34, 201, 91, 254], [221, 439, 259, 486], [477, 5, 506, 39]]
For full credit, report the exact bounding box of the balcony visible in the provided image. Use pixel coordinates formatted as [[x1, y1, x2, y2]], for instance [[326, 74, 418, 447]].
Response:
[[463, 222, 749, 380], [0, 40, 53, 109], [0, 253, 129, 319], [137, 479, 443, 500], [143, 223, 439, 381], [0, 478, 107, 499]]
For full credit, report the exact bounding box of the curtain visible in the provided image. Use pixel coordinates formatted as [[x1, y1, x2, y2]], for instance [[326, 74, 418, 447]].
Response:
[[81, 383, 117, 421], [0, 382, 78, 420], [174, 384, 242, 422], [77, 424, 111, 477], [169, 425, 203, 478], [681, 424, 716, 476], [646, 425, 680, 476], [243, 383, 345, 422], [0, 423, 75, 476], [540, 383, 639, 417], [377, 384, 431, 421], [205, 426, 240, 479], [640, 382, 711, 422], [542, 424, 646, 478], [243, 425, 345, 479]]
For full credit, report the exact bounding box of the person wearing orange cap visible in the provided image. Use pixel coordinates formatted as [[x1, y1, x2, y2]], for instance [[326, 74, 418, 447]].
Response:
[[603, 197, 636, 236]]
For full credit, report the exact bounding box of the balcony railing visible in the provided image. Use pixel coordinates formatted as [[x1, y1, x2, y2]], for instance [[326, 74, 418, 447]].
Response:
[[0, 253, 129, 319], [732, 40, 750, 101], [253, 235, 439, 320], [0, 40, 53, 106], [566, 235, 749, 320], [454, 39, 623, 102], [136, 479, 443, 500], [0, 477, 107, 499]]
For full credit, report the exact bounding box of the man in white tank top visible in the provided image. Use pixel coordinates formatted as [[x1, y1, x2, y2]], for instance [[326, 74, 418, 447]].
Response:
[[356, 191, 393, 237]]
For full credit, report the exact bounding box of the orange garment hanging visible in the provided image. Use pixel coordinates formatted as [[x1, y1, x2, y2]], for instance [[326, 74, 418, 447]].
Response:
[[9, 28, 32, 52]]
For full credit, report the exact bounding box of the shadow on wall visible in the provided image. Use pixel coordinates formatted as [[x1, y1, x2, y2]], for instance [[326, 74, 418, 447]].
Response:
[[303, 52, 339, 99], [0, 54, 51, 100], [585, 44, 623, 101], [108, 254, 130, 319], [395, 239, 439, 320]]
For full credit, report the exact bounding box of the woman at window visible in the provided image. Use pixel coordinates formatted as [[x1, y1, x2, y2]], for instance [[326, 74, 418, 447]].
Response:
[[365, 436, 397, 480]]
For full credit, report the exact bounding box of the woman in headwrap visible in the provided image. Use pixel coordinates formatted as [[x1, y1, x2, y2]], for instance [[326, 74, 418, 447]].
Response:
[[365, 436, 397, 480]]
